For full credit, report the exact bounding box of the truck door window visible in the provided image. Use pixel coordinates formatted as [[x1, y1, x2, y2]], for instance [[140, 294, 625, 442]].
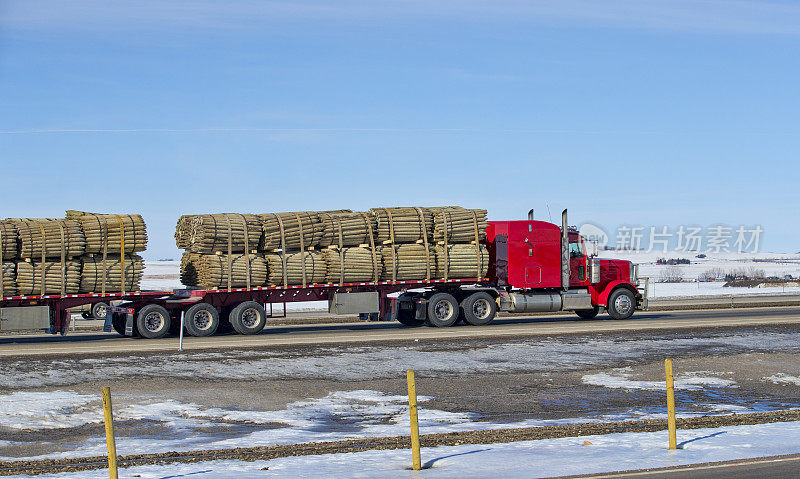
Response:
[[569, 242, 584, 259]]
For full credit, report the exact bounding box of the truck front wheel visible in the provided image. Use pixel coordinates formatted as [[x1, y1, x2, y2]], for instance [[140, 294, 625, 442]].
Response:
[[426, 293, 459, 327], [184, 303, 220, 337], [460, 292, 497, 326], [607, 289, 635, 320]]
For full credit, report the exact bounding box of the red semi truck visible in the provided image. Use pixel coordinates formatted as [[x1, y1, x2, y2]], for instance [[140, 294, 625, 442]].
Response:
[[0, 210, 644, 338]]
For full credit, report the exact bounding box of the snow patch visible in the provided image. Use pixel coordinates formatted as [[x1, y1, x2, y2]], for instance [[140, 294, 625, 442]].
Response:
[[763, 373, 800, 386], [583, 368, 736, 390]]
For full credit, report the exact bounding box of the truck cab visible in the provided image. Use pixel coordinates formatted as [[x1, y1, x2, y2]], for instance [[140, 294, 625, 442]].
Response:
[[486, 210, 642, 320]]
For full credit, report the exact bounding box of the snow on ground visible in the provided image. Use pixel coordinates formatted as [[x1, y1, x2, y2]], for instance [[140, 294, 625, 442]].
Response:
[[764, 374, 800, 386], [583, 368, 737, 391], [8, 421, 800, 479]]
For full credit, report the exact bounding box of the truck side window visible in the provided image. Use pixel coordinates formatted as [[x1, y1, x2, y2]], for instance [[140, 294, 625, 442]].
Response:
[[569, 242, 584, 259]]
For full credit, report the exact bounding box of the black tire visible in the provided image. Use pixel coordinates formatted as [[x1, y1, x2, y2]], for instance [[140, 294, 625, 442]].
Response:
[[135, 305, 171, 339], [184, 303, 220, 337], [111, 312, 126, 336], [229, 301, 267, 335], [576, 306, 600, 320], [460, 292, 497, 326], [397, 294, 425, 327], [607, 288, 636, 320], [91, 302, 109, 320], [426, 292, 459, 327]]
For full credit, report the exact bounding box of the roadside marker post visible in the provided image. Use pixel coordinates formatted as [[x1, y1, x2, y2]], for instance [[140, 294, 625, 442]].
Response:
[[102, 387, 119, 479], [407, 370, 421, 470], [665, 359, 677, 450], [178, 311, 185, 351]]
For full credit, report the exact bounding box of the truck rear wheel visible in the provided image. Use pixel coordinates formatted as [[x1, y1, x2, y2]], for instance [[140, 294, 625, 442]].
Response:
[[135, 305, 171, 339], [426, 293, 459, 327], [230, 301, 267, 335], [111, 312, 126, 336], [460, 292, 497, 326], [575, 306, 600, 320], [184, 303, 220, 337], [607, 289, 635, 320]]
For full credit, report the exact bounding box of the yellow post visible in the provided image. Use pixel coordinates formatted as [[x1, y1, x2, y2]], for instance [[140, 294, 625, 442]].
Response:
[[407, 370, 421, 470], [665, 359, 677, 450], [102, 387, 119, 479]]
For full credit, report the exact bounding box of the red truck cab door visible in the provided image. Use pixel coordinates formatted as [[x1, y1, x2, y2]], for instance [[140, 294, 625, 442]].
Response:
[[568, 235, 589, 286]]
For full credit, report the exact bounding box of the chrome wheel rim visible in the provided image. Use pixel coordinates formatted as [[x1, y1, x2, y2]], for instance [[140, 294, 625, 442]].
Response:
[[95, 305, 107, 318], [193, 310, 213, 330], [433, 300, 454, 321], [472, 299, 491, 320], [614, 295, 632, 315], [144, 312, 164, 332], [241, 308, 260, 328]]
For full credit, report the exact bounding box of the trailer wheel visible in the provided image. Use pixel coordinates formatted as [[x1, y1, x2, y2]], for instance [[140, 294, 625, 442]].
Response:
[[135, 305, 171, 339], [184, 303, 220, 337], [607, 289, 635, 320], [92, 302, 109, 320], [229, 301, 267, 335], [426, 293, 459, 327], [575, 306, 600, 320], [460, 292, 497, 326]]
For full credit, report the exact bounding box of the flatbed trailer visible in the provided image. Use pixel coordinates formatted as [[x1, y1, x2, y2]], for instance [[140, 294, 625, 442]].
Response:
[[0, 277, 488, 337]]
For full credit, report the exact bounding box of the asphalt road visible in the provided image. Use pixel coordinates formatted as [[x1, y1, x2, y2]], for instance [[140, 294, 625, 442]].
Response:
[[566, 453, 800, 478], [0, 306, 797, 357]]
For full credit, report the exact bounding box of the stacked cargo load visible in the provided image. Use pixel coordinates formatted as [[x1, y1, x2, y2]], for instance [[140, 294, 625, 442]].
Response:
[[174, 213, 264, 290], [0, 221, 17, 297], [370, 207, 436, 282], [65, 211, 148, 294], [431, 207, 489, 281]]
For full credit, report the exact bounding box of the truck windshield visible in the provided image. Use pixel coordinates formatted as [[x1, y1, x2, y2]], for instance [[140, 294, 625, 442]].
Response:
[[569, 242, 584, 258]]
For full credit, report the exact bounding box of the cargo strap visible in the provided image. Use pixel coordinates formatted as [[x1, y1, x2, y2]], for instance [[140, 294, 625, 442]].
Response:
[[360, 212, 378, 282], [336, 215, 344, 285], [98, 214, 108, 296], [472, 209, 481, 279], [225, 214, 233, 292], [239, 214, 252, 290], [382, 208, 397, 283], [57, 220, 66, 296], [442, 211, 449, 281], [414, 207, 430, 281], [275, 214, 288, 288], [38, 223, 46, 296], [293, 213, 308, 287], [116, 215, 126, 296]]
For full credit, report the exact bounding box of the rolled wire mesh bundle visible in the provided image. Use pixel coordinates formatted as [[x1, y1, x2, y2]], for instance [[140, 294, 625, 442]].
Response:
[[0, 221, 17, 260], [265, 250, 326, 286], [15, 260, 81, 295], [188, 214, 262, 254], [174, 215, 197, 249], [79, 254, 144, 293], [378, 244, 435, 282], [318, 211, 377, 248], [180, 251, 201, 287], [433, 208, 488, 243], [370, 207, 433, 243], [66, 211, 148, 254], [1, 262, 15, 297], [197, 254, 268, 290], [259, 212, 326, 251], [321, 246, 381, 283], [14, 219, 86, 259], [433, 244, 489, 280]]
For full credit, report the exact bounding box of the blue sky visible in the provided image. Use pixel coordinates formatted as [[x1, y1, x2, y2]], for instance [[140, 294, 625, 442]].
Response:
[[1, 1, 798, 259]]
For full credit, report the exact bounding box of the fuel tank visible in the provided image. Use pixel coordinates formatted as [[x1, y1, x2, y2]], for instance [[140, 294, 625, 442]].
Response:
[[500, 292, 563, 313]]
